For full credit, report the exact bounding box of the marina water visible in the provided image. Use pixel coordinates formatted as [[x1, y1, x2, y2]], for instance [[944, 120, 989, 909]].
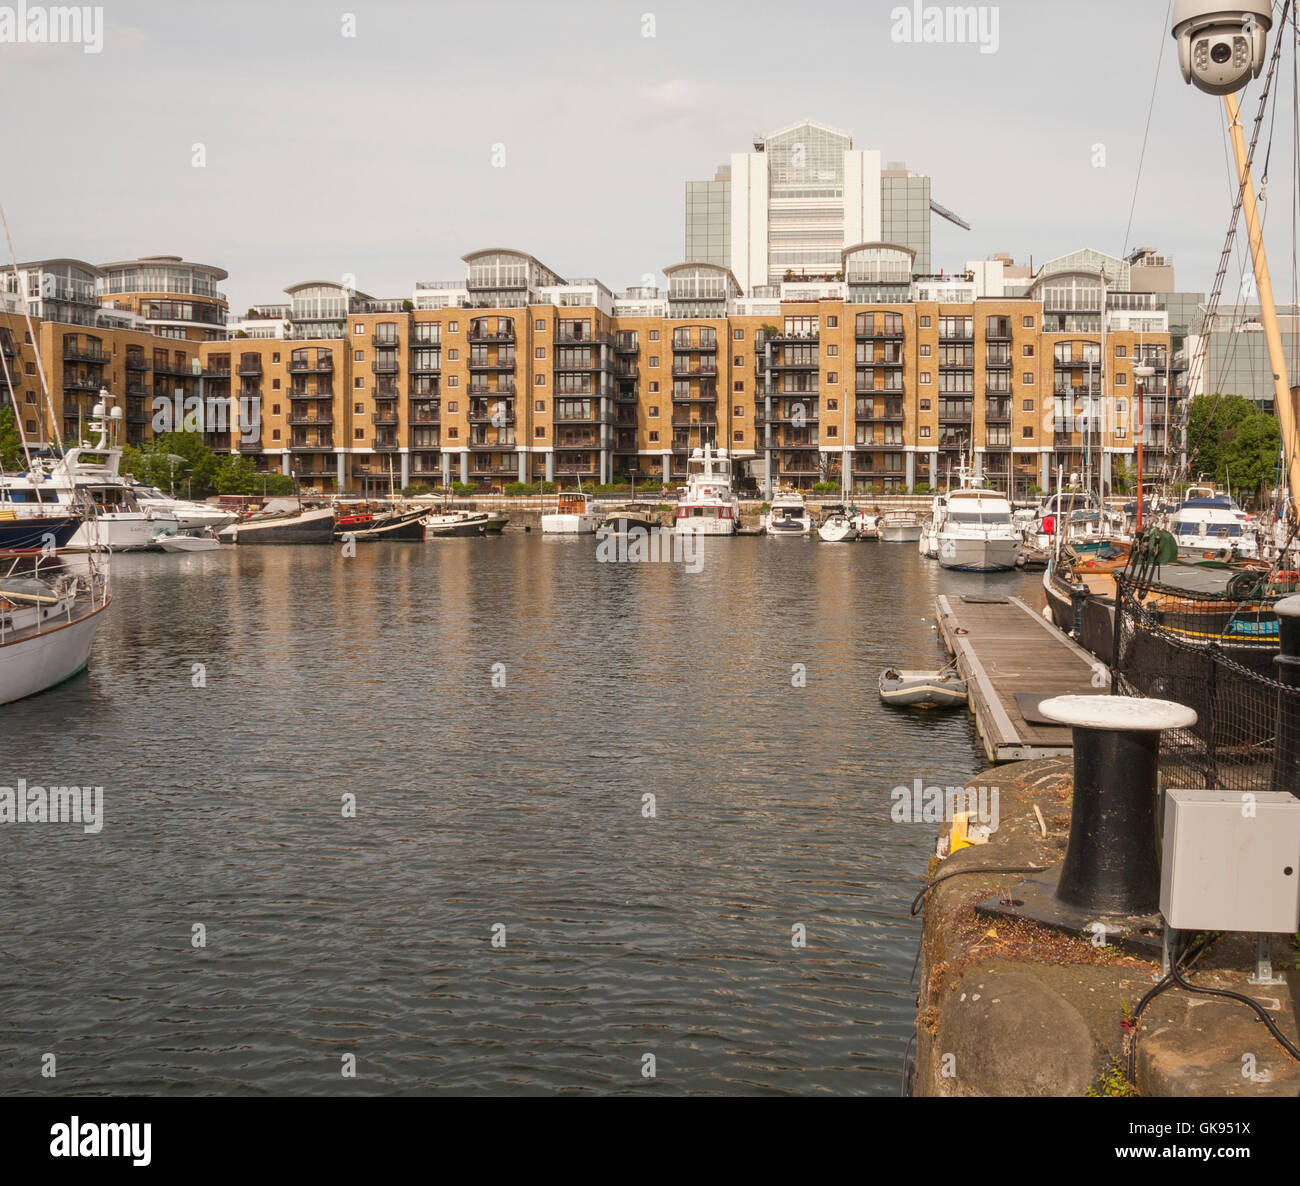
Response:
[[1, 537, 1040, 1095]]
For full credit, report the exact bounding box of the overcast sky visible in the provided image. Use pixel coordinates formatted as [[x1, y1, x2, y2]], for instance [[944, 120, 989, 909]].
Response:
[[0, 0, 1284, 309]]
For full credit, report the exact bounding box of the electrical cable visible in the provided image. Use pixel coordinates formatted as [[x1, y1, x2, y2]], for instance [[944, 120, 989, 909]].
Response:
[[909, 864, 1048, 917]]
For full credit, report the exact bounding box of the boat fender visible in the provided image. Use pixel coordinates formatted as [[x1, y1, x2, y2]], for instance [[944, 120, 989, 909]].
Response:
[[1042, 604, 1054, 624]]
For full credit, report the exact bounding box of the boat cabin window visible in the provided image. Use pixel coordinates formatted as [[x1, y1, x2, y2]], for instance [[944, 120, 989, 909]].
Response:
[[949, 511, 1011, 525]]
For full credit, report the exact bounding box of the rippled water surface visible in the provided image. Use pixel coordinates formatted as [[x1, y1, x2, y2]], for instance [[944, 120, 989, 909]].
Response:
[[1, 536, 1041, 1095]]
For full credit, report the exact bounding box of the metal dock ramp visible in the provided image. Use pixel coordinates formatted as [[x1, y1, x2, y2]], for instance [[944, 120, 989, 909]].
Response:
[[935, 594, 1106, 764]]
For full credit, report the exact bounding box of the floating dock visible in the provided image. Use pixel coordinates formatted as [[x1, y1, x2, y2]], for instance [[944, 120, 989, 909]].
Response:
[[935, 594, 1105, 764]]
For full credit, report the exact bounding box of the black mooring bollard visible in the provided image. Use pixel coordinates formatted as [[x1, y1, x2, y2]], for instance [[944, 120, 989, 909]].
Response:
[[1271, 595, 1300, 799], [1039, 696, 1198, 916]]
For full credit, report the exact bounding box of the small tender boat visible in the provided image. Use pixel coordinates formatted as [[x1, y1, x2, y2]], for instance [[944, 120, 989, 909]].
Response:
[[817, 505, 859, 542], [157, 529, 222, 552], [878, 667, 968, 709]]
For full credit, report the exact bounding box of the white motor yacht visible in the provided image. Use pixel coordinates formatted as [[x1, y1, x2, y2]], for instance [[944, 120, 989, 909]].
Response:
[[674, 446, 739, 536], [763, 491, 813, 536], [130, 482, 237, 532], [0, 404, 178, 551], [931, 468, 1021, 572]]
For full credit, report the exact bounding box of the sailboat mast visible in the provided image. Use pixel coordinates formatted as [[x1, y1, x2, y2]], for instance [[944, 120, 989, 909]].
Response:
[[1225, 91, 1300, 519]]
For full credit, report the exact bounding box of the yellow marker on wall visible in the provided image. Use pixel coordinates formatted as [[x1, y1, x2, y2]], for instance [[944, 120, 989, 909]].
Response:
[[950, 811, 973, 854]]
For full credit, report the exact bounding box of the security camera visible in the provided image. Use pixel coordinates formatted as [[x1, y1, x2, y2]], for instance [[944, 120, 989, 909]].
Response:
[[1172, 2, 1272, 95]]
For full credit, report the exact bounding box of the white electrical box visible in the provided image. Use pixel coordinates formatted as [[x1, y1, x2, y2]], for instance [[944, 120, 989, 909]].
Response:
[[1161, 789, 1300, 933]]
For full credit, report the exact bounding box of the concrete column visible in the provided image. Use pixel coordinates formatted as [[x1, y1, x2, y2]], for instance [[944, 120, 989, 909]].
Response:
[[906, 450, 916, 493], [459, 452, 469, 485], [1101, 452, 1113, 492], [336, 451, 346, 490], [1040, 451, 1051, 491], [281, 453, 290, 477], [545, 452, 554, 483], [662, 450, 672, 485], [518, 450, 527, 483], [973, 449, 984, 481], [929, 450, 939, 487], [441, 451, 451, 488], [400, 451, 410, 489], [841, 447, 852, 492]]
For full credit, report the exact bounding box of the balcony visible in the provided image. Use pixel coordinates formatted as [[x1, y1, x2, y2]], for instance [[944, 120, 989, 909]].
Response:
[[760, 332, 818, 347], [556, 329, 606, 345], [856, 325, 904, 341], [373, 386, 400, 401], [290, 438, 335, 452], [372, 410, 398, 427], [288, 412, 334, 426], [672, 413, 718, 428], [467, 381, 516, 398], [409, 407, 441, 426], [374, 437, 400, 451], [410, 331, 442, 348], [855, 380, 903, 395], [62, 344, 107, 364], [1053, 356, 1099, 370], [985, 325, 1013, 342], [372, 358, 399, 375], [372, 334, 400, 349], [468, 326, 516, 344], [468, 357, 516, 372], [63, 376, 104, 393], [237, 358, 263, 376], [768, 355, 819, 372], [289, 387, 333, 400], [672, 362, 717, 378], [469, 405, 515, 425], [288, 356, 334, 373], [124, 354, 149, 371], [614, 337, 639, 354], [671, 390, 719, 403]]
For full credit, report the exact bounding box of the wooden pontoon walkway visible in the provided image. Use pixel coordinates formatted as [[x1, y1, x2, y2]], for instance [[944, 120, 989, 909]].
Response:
[[935, 594, 1105, 764]]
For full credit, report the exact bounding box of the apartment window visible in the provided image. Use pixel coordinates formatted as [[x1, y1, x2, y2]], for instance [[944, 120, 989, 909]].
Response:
[[648, 406, 659, 417], [354, 377, 364, 388], [920, 316, 931, 328], [447, 427, 458, 439], [354, 402, 364, 413], [535, 426, 546, 438], [649, 430, 659, 442], [920, 344, 931, 357], [354, 428, 364, 440], [447, 401, 457, 412], [733, 430, 743, 442], [447, 349, 458, 361], [448, 321, 458, 333], [1116, 374, 1128, 386], [1023, 317, 1034, 328], [1116, 426, 1128, 439], [920, 399, 930, 410], [354, 325, 363, 335], [1022, 399, 1033, 411], [534, 374, 545, 386], [827, 398, 838, 411], [272, 404, 281, 415], [272, 379, 281, 390], [733, 329, 743, 340], [649, 330, 659, 341], [1022, 344, 1034, 357], [827, 373, 837, 385], [24, 362, 34, 375], [1116, 399, 1128, 413], [648, 383, 658, 394], [827, 425, 838, 438], [1116, 345, 1127, 357], [920, 426, 931, 439], [535, 319, 545, 331], [649, 357, 659, 368], [734, 356, 743, 366], [1022, 425, 1034, 438], [1022, 373, 1033, 385], [354, 350, 364, 361], [448, 376, 458, 387], [535, 347, 546, 359], [273, 353, 280, 363], [272, 428, 281, 441], [920, 372, 931, 384], [733, 381, 744, 392], [826, 316, 838, 328], [827, 345, 838, 357], [734, 405, 744, 417]]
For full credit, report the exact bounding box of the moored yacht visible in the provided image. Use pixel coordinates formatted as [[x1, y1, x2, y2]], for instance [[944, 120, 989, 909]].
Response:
[[817, 505, 858, 542], [931, 470, 1020, 572], [763, 491, 813, 536], [0, 403, 178, 550], [129, 482, 237, 532], [674, 446, 739, 536], [541, 490, 600, 535], [1167, 493, 1258, 561], [879, 511, 924, 543]]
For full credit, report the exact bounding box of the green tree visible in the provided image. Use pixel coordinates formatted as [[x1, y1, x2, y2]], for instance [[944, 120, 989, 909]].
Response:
[[0, 404, 24, 472], [1186, 393, 1280, 500]]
